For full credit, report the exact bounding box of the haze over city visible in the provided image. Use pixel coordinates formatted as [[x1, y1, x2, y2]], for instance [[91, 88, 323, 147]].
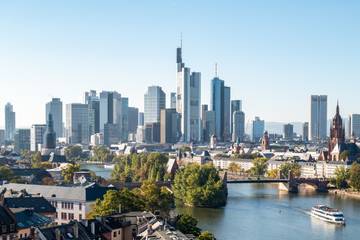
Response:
[[1, 1, 360, 128]]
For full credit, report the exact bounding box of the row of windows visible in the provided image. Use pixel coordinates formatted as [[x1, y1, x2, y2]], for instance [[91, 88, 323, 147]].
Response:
[[52, 201, 82, 210], [1, 224, 15, 234], [60, 212, 82, 221]]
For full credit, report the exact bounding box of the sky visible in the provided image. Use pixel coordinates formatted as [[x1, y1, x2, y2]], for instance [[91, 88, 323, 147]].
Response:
[[0, 0, 360, 128]]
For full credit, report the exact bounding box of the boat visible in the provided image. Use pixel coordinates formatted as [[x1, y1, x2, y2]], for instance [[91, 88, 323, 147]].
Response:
[[311, 205, 345, 225], [103, 164, 115, 169]]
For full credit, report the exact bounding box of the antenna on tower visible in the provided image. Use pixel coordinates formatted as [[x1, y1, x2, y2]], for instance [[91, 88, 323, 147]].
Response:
[[180, 32, 183, 49], [215, 62, 218, 77]]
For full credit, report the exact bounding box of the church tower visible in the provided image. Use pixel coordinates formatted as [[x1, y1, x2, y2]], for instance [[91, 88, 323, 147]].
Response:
[[328, 102, 345, 160]]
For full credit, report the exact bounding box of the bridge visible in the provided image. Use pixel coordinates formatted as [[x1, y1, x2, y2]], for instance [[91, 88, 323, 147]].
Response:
[[223, 171, 329, 193]]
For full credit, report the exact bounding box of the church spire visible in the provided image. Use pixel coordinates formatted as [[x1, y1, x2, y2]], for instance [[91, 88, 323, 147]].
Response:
[[336, 100, 340, 115]]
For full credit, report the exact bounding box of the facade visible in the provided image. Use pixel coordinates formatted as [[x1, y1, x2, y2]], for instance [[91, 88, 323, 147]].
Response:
[[144, 122, 160, 143], [144, 86, 166, 125], [350, 114, 360, 138], [30, 124, 46, 152], [66, 103, 89, 145], [104, 123, 121, 146], [85, 90, 100, 134], [310, 95, 327, 141], [128, 107, 139, 134], [232, 111, 245, 143], [45, 98, 63, 138], [252, 117, 265, 142], [303, 122, 309, 142], [44, 114, 56, 150], [231, 100, 242, 135], [138, 112, 144, 126], [160, 108, 180, 144], [14, 129, 30, 153], [283, 123, 294, 140], [201, 104, 216, 142], [189, 72, 201, 142], [5, 103, 16, 141], [170, 92, 177, 109], [90, 133, 104, 146]]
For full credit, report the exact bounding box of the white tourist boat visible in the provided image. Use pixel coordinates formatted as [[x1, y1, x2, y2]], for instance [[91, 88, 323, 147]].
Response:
[[103, 164, 115, 169], [311, 205, 345, 225]]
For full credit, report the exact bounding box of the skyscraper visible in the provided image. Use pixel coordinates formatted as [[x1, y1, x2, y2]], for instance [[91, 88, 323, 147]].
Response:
[[5, 103, 15, 141], [66, 103, 89, 145], [211, 76, 230, 141], [350, 114, 360, 138], [85, 90, 100, 134], [30, 124, 46, 152], [144, 86, 166, 125], [252, 117, 265, 142], [138, 112, 144, 126], [283, 123, 294, 140], [14, 129, 30, 153], [160, 108, 180, 144], [170, 92, 177, 109], [310, 95, 327, 141], [303, 122, 309, 142], [189, 72, 201, 142], [232, 111, 245, 143], [46, 98, 63, 138], [45, 114, 56, 149], [231, 100, 242, 135], [128, 107, 139, 134]]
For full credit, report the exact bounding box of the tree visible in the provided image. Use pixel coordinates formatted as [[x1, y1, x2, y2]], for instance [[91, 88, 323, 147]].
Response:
[[64, 145, 83, 161], [31, 152, 43, 168], [228, 162, 241, 174], [279, 162, 301, 179], [350, 163, 360, 191], [267, 169, 279, 179], [61, 163, 80, 183], [333, 166, 350, 189], [173, 164, 227, 208], [250, 158, 268, 177], [175, 214, 201, 236], [0, 165, 14, 181], [91, 146, 112, 162], [198, 231, 216, 240], [340, 150, 350, 161]]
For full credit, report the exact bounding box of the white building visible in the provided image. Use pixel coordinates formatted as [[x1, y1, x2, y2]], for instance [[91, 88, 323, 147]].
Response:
[[90, 133, 104, 146], [310, 95, 327, 141], [30, 124, 47, 152]]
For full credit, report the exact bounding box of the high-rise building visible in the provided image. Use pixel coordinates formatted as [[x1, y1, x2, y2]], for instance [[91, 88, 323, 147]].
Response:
[[283, 123, 294, 140], [128, 107, 139, 134], [85, 90, 100, 134], [176, 44, 201, 142], [303, 122, 309, 142], [14, 129, 30, 153], [144, 122, 160, 143], [0, 129, 5, 146], [138, 112, 144, 126], [170, 92, 177, 109], [252, 117, 265, 142], [232, 111, 245, 143], [5, 103, 16, 141], [144, 86, 166, 125], [66, 103, 89, 145], [310, 95, 327, 141], [211, 77, 231, 141], [231, 100, 242, 135], [104, 123, 120, 146], [30, 124, 46, 152], [160, 108, 180, 144], [350, 114, 360, 138], [45, 98, 63, 138], [44, 114, 56, 150]]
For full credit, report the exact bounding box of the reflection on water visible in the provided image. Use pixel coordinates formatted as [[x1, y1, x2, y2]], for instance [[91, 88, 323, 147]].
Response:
[[176, 183, 360, 240]]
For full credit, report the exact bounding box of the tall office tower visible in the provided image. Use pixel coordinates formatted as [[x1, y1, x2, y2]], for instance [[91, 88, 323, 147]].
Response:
[[170, 92, 177, 109], [201, 104, 209, 141], [44, 114, 56, 149], [66, 103, 89, 145], [85, 90, 100, 134], [45, 98, 63, 138], [310, 95, 327, 141], [144, 122, 160, 143], [115, 97, 129, 141], [211, 76, 231, 141], [232, 111, 245, 143], [350, 114, 360, 138], [0, 129, 5, 146], [30, 124, 46, 151], [252, 117, 265, 142], [128, 107, 139, 134], [303, 122, 309, 142], [5, 103, 16, 141], [231, 100, 242, 135], [144, 86, 166, 125], [283, 123, 294, 140], [138, 112, 144, 126], [14, 129, 30, 153], [104, 123, 120, 146], [99, 91, 116, 131], [189, 72, 201, 142], [160, 108, 180, 144]]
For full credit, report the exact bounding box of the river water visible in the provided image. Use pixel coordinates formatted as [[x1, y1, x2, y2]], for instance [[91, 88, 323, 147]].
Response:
[[83, 164, 360, 240]]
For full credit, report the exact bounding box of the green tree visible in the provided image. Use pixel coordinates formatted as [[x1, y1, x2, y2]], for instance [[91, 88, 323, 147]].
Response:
[[340, 150, 350, 161], [198, 231, 216, 240], [228, 162, 241, 174], [0, 165, 14, 181], [267, 169, 279, 179], [31, 152, 43, 168], [64, 145, 83, 161], [350, 163, 360, 191], [250, 158, 268, 177], [173, 164, 227, 208], [279, 162, 301, 179], [175, 214, 201, 236], [91, 146, 112, 162], [61, 163, 80, 183], [333, 166, 350, 189]]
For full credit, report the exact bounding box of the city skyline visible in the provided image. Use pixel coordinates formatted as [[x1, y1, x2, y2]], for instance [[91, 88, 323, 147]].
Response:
[[1, 1, 360, 127]]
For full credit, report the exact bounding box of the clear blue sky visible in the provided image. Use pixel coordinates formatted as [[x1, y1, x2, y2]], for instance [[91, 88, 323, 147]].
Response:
[[0, 0, 359, 128]]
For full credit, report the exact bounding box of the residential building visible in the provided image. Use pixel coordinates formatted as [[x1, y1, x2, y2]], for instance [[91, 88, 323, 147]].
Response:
[[310, 95, 327, 141], [0, 205, 17, 240], [14, 129, 30, 153], [30, 124, 46, 152], [160, 108, 180, 144], [283, 123, 294, 140], [232, 111, 245, 143], [5, 103, 16, 141], [66, 103, 89, 145], [144, 86, 166, 125], [45, 98, 63, 138], [252, 117, 265, 142]]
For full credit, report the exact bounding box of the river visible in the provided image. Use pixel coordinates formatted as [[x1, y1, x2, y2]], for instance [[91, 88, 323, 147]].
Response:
[[83, 164, 360, 240]]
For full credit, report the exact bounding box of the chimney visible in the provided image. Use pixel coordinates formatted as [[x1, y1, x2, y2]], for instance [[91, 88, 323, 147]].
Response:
[[55, 228, 61, 240], [73, 222, 79, 239]]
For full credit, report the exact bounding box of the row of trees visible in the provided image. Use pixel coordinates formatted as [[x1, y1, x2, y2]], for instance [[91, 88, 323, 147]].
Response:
[[111, 153, 170, 182], [332, 163, 360, 190], [173, 164, 227, 208]]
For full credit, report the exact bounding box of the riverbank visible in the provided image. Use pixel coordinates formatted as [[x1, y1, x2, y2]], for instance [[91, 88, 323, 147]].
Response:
[[329, 189, 360, 200]]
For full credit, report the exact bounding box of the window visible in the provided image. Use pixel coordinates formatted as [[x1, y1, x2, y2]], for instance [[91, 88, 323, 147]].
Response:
[[79, 203, 82, 210], [79, 214, 82, 220], [2, 225, 7, 233], [61, 212, 67, 220], [113, 232, 117, 237], [68, 213, 74, 220], [70, 203, 74, 210]]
